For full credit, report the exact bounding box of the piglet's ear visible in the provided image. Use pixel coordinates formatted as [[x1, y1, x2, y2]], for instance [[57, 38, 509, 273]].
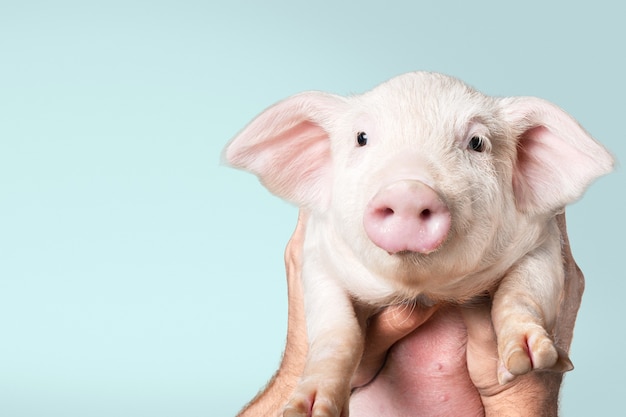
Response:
[[501, 97, 614, 214], [224, 92, 346, 210]]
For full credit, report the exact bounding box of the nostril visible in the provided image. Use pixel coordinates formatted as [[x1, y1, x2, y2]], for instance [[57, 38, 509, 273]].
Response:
[[374, 207, 395, 219], [420, 209, 432, 220]]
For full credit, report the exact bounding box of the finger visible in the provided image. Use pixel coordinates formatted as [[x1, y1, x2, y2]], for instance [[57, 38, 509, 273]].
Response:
[[283, 211, 310, 370], [352, 303, 439, 387], [284, 210, 309, 275], [459, 302, 503, 393]]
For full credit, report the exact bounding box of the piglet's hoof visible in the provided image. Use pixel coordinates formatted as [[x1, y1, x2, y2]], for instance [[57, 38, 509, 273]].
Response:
[[283, 379, 349, 417], [498, 326, 574, 384]]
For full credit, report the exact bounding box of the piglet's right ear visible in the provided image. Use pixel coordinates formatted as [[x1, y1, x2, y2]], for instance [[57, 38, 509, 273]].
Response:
[[224, 92, 346, 210], [501, 96, 614, 214]]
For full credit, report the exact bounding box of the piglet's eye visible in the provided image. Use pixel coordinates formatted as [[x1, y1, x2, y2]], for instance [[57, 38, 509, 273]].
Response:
[[357, 131, 368, 146], [468, 136, 486, 152]]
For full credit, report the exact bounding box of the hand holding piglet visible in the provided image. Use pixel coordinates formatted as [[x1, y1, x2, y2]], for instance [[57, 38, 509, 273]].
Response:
[[225, 72, 613, 417]]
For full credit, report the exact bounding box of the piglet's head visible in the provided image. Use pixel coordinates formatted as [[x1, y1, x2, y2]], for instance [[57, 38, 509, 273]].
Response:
[[224, 73, 614, 266]]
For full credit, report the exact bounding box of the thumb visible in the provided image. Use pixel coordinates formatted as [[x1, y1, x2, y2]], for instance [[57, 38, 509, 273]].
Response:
[[352, 303, 438, 388]]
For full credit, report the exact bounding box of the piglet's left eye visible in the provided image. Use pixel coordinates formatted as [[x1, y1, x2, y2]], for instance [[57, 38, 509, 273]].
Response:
[[468, 136, 486, 152], [357, 132, 368, 146]]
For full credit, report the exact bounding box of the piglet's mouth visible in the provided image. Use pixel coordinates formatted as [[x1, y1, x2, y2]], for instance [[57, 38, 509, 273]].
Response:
[[388, 245, 444, 256]]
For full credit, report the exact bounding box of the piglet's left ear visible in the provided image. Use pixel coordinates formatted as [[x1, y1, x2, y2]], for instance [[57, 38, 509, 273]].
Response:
[[500, 96, 614, 214]]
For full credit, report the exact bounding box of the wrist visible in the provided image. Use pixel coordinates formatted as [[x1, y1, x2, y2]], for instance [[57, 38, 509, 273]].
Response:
[[481, 372, 562, 417]]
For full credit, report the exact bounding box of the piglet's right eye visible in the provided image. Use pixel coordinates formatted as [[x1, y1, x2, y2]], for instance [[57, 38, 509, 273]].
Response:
[[357, 132, 368, 146]]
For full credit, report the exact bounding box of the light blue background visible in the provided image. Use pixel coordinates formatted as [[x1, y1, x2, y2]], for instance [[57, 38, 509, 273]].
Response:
[[1, 1, 624, 416]]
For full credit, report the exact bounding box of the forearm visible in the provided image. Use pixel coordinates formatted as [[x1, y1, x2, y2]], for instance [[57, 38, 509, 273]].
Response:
[[236, 296, 307, 417], [236, 346, 305, 417]]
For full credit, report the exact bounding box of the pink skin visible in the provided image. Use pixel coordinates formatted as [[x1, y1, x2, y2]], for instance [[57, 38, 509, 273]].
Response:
[[363, 180, 451, 254]]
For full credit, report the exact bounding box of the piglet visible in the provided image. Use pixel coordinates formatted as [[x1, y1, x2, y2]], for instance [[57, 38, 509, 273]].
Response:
[[224, 72, 613, 417]]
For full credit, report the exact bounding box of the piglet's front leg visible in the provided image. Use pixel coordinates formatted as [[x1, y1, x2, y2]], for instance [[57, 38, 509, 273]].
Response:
[[283, 269, 364, 417], [491, 227, 574, 384]]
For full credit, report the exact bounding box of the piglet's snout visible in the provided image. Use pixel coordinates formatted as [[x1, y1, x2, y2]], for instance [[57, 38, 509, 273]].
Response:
[[363, 180, 451, 254]]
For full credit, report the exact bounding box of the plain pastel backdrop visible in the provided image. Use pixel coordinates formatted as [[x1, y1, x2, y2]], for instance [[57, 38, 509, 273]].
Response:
[[1, 1, 624, 416]]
